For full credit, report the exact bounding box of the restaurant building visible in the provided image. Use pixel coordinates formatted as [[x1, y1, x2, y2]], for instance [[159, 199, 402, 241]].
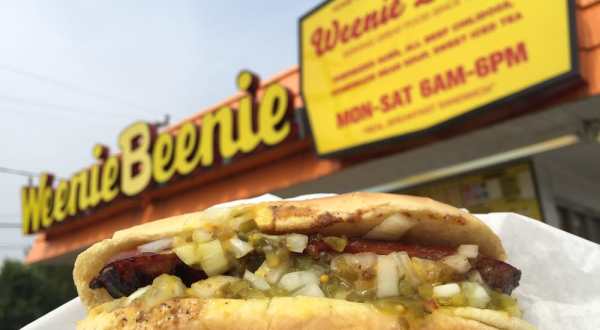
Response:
[[24, 0, 600, 264]]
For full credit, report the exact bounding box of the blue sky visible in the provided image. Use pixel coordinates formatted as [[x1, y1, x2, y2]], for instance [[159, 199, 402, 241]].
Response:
[[0, 0, 321, 261]]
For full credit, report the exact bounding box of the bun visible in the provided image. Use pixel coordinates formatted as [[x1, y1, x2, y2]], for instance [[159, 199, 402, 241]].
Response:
[[74, 193, 532, 330], [78, 296, 531, 330], [253, 192, 505, 259]]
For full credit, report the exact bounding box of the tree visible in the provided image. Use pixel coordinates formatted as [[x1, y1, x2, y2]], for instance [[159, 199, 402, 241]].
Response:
[[0, 260, 77, 330]]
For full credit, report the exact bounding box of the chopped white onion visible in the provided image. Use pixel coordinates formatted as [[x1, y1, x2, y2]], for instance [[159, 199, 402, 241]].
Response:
[[255, 261, 269, 278], [462, 282, 491, 308], [364, 214, 417, 241], [470, 285, 491, 307], [173, 243, 199, 267], [333, 253, 377, 271], [293, 283, 325, 297], [433, 283, 461, 298], [256, 260, 290, 284], [228, 236, 254, 258], [278, 271, 319, 292], [352, 252, 378, 269], [309, 263, 327, 276], [192, 229, 213, 243], [200, 207, 233, 222], [196, 240, 230, 276], [442, 254, 471, 273], [126, 285, 150, 304], [391, 252, 420, 286], [269, 263, 290, 284], [467, 270, 484, 284], [376, 255, 400, 298], [188, 276, 239, 299], [137, 238, 173, 253], [286, 234, 308, 253], [457, 245, 479, 259], [228, 213, 253, 230], [244, 270, 271, 291]]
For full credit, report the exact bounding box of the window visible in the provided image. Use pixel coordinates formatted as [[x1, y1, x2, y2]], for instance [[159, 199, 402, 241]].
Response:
[[556, 202, 600, 243]]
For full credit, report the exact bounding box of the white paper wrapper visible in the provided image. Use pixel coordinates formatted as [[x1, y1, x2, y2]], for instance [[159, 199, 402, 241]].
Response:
[[21, 194, 600, 330], [477, 212, 600, 329]]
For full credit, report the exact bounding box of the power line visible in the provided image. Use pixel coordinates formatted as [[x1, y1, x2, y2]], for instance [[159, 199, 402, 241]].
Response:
[[0, 168, 72, 195], [0, 63, 161, 117], [0, 165, 66, 181], [0, 166, 38, 178]]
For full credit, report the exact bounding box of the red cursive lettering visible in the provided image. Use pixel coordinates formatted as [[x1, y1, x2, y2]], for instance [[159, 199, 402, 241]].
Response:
[[310, 0, 406, 57]]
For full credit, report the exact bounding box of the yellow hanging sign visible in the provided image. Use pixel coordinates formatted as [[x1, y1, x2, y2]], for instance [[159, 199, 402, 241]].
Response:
[[21, 71, 294, 234], [300, 0, 578, 156]]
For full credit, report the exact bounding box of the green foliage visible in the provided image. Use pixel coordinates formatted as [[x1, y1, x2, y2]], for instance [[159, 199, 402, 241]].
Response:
[[0, 260, 77, 330]]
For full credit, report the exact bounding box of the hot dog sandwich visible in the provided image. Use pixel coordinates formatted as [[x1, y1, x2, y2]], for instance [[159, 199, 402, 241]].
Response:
[[74, 192, 535, 329]]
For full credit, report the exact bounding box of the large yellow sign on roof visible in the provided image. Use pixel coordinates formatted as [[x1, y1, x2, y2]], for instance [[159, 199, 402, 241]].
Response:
[[21, 71, 294, 234], [300, 0, 578, 156]]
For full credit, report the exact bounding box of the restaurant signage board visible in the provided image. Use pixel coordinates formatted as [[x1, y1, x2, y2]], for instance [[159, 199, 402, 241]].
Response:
[[21, 71, 294, 234], [300, 0, 578, 156], [400, 162, 543, 220]]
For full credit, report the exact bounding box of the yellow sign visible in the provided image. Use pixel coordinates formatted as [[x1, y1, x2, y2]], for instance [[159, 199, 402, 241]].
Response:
[[22, 71, 294, 234], [300, 0, 577, 155], [400, 162, 542, 220]]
